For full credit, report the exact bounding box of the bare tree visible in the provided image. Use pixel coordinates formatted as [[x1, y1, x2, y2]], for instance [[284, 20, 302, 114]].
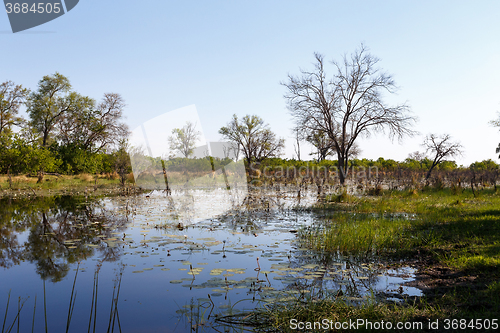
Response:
[[292, 127, 301, 161], [0, 81, 29, 136], [222, 142, 240, 161], [219, 114, 284, 169], [423, 134, 464, 179], [168, 121, 201, 158], [282, 45, 416, 184], [408, 151, 426, 162]]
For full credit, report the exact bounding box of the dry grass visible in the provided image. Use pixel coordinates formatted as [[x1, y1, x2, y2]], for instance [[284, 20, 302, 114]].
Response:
[[127, 173, 135, 183], [0, 175, 37, 184], [105, 172, 119, 180], [78, 173, 94, 182]]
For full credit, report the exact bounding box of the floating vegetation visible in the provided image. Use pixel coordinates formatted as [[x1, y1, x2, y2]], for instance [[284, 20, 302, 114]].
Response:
[[0, 189, 425, 332]]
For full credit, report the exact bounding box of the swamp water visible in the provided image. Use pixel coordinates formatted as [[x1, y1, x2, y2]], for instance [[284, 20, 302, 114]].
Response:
[[0, 189, 421, 332]]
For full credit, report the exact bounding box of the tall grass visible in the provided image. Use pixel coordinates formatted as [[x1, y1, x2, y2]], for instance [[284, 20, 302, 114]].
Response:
[[306, 188, 500, 269], [297, 213, 417, 256], [253, 293, 442, 333], [256, 187, 500, 331]]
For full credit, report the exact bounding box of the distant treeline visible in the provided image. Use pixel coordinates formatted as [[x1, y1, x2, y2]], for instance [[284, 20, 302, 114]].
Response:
[[257, 157, 498, 172], [249, 157, 499, 192]]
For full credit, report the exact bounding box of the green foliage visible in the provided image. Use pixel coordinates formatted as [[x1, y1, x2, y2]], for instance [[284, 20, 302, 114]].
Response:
[[256, 157, 467, 174], [376, 157, 398, 170], [112, 141, 132, 185], [26, 72, 73, 146], [470, 159, 499, 171], [55, 144, 106, 174], [0, 134, 25, 174], [0, 73, 131, 178], [26, 146, 61, 175], [168, 121, 200, 158], [162, 156, 233, 173], [219, 114, 285, 165], [0, 134, 61, 175], [0, 81, 28, 136]]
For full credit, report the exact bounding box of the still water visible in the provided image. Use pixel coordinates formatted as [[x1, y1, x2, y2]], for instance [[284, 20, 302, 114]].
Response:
[[0, 189, 421, 332]]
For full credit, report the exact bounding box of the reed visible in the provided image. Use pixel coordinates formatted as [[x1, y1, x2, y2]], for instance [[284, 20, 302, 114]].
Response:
[[1, 291, 28, 333], [65, 263, 79, 333], [297, 213, 416, 256], [254, 293, 442, 332], [1, 290, 10, 333], [269, 188, 500, 331], [0, 261, 128, 333]]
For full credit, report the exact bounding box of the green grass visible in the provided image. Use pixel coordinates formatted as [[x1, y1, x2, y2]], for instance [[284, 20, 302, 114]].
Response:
[[255, 296, 443, 332], [298, 213, 416, 256], [314, 188, 500, 268], [258, 187, 500, 330], [0, 173, 136, 198]]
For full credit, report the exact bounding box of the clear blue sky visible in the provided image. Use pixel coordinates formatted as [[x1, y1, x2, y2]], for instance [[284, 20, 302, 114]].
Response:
[[2, 1, 500, 165]]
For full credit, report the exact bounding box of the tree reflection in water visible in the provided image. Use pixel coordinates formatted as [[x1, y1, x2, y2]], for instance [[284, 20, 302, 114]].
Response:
[[0, 195, 129, 282]]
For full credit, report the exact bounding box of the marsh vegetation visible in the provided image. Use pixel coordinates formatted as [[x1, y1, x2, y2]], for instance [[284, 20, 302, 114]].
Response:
[[0, 183, 499, 332]]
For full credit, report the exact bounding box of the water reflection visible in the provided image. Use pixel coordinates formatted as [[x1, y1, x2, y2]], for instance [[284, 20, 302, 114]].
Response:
[[1, 190, 422, 332], [0, 196, 128, 281]]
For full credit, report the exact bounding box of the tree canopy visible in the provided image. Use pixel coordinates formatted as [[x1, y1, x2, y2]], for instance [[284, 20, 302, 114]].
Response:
[[168, 121, 201, 158], [0, 73, 131, 180], [0, 81, 29, 137], [219, 114, 284, 168]]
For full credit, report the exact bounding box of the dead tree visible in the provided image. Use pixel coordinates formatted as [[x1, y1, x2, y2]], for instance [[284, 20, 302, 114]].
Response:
[[423, 134, 463, 180], [283, 44, 416, 184]]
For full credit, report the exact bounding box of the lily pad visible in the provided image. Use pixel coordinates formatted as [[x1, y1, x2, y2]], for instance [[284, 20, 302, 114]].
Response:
[[170, 280, 183, 284]]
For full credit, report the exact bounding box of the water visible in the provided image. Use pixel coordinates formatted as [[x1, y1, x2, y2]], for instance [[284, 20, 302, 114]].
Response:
[[0, 189, 421, 332]]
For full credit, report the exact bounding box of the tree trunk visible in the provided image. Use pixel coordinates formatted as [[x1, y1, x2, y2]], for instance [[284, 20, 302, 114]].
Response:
[[338, 153, 347, 185], [43, 130, 49, 147], [426, 163, 437, 180], [37, 169, 45, 183], [161, 160, 171, 195], [7, 165, 12, 189], [470, 169, 476, 198]]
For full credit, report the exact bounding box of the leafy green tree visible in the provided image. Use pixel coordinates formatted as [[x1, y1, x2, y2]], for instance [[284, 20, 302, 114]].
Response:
[[55, 145, 104, 174], [0, 134, 61, 184], [113, 139, 132, 185], [26, 73, 75, 147], [470, 159, 499, 171], [57, 92, 129, 153], [26, 145, 61, 180], [25, 73, 129, 178], [219, 114, 285, 169], [305, 129, 334, 162], [168, 121, 201, 158], [0, 81, 29, 136], [0, 134, 25, 187], [375, 157, 398, 170]]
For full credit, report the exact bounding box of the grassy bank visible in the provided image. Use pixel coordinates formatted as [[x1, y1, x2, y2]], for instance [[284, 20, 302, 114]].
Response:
[[254, 188, 500, 331], [0, 173, 137, 198]]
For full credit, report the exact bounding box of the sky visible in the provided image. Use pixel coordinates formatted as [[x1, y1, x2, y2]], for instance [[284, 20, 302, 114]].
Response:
[[2, 1, 500, 166]]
